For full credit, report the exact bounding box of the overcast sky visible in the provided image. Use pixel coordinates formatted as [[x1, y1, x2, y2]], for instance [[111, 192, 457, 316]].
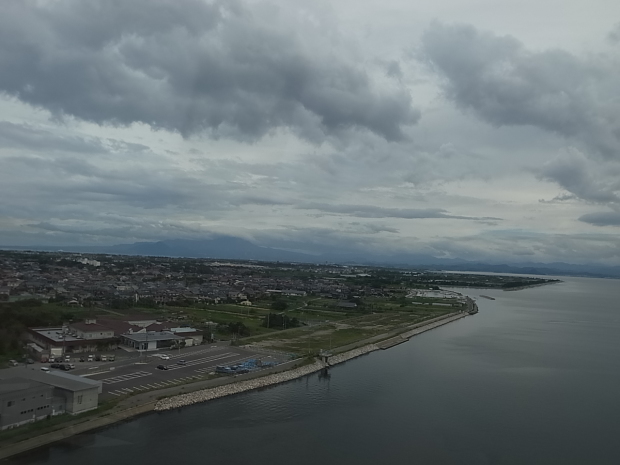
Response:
[[1, 0, 619, 265]]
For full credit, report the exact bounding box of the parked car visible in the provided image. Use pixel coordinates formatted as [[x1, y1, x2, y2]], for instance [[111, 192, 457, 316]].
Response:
[[54, 357, 63, 363], [156, 364, 169, 370], [26, 358, 35, 364], [101, 355, 107, 362], [59, 364, 69, 371], [160, 354, 170, 360], [50, 363, 62, 369], [8, 359, 18, 367], [95, 355, 101, 361], [79, 357, 85, 362], [88, 355, 94, 362], [40, 366, 50, 372], [177, 360, 187, 365], [67, 363, 75, 369], [108, 355, 115, 362], [64, 356, 71, 363]]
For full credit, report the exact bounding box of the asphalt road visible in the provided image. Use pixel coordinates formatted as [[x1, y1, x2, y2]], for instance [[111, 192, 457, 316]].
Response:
[[2, 344, 290, 400], [77, 345, 288, 399]]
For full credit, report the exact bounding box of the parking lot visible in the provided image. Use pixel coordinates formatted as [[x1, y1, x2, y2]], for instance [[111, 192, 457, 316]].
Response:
[[74, 344, 288, 399]]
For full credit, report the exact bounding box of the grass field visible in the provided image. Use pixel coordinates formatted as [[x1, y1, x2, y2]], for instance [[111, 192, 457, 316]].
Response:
[[237, 304, 456, 355], [5, 293, 460, 358]]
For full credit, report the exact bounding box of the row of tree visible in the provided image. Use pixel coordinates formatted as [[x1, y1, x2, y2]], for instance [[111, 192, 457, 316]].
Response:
[[0, 300, 77, 360], [262, 313, 300, 329]]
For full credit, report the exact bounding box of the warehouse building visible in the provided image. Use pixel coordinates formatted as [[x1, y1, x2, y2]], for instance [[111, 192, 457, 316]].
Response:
[[0, 369, 102, 430]]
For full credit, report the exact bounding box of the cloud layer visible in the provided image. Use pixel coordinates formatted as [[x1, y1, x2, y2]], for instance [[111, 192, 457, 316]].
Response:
[[0, 0, 417, 142], [421, 22, 620, 159], [0, 1, 619, 265]]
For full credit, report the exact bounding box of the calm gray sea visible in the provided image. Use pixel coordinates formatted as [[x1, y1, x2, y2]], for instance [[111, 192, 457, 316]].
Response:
[[6, 276, 620, 465]]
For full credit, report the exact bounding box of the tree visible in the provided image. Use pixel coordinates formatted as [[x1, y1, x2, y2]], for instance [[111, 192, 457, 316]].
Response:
[[271, 300, 288, 311], [262, 313, 300, 329], [228, 321, 250, 337]]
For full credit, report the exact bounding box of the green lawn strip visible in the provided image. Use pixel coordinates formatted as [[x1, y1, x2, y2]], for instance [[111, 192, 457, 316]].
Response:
[[251, 309, 457, 355], [266, 327, 382, 354], [286, 310, 348, 323]]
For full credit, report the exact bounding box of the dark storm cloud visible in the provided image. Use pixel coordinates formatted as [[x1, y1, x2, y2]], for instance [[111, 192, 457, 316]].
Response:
[[0, 0, 418, 142], [421, 22, 620, 158], [578, 211, 620, 226], [297, 202, 501, 221]]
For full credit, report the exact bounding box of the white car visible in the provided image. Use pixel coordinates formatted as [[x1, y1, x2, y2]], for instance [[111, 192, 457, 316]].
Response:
[[160, 354, 170, 360], [40, 366, 50, 372]]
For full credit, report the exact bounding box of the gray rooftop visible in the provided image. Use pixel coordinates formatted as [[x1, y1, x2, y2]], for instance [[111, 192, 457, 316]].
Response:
[[30, 327, 84, 343], [122, 331, 183, 342], [0, 377, 50, 394], [0, 369, 102, 392]]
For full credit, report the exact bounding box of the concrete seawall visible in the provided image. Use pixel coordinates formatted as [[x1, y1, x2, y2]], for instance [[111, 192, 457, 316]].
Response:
[[154, 344, 379, 411]]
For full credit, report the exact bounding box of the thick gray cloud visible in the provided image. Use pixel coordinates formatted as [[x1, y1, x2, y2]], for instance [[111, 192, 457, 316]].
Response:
[[537, 152, 620, 204], [428, 229, 620, 264], [0, 121, 150, 154], [0, 4, 619, 266], [579, 211, 620, 226], [0, 0, 418, 142], [296, 202, 502, 221], [608, 23, 620, 44], [421, 22, 620, 159]]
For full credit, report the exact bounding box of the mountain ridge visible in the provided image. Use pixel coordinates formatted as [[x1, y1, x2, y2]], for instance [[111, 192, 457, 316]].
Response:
[[2, 236, 619, 278]]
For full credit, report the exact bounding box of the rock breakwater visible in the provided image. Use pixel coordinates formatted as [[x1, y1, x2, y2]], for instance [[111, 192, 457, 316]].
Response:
[[154, 344, 380, 411]]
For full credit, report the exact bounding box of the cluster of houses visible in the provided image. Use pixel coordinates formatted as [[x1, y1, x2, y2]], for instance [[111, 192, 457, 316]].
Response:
[[0, 252, 383, 307]]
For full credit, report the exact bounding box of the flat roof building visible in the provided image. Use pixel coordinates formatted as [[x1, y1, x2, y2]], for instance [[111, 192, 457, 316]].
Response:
[[120, 331, 184, 351], [0, 378, 56, 430], [0, 369, 102, 417]]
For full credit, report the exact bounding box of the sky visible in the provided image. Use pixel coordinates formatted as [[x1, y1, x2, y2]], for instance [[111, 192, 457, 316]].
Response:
[[0, 0, 619, 265]]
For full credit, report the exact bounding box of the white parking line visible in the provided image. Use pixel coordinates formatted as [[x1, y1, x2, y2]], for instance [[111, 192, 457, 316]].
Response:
[[167, 347, 224, 359], [165, 353, 237, 370], [101, 371, 152, 384], [194, 355, 257, 373]]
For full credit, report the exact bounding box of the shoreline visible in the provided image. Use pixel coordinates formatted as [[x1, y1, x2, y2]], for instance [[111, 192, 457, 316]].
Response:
[[0, 311, 470, 460], [151, 311, 468, 411]]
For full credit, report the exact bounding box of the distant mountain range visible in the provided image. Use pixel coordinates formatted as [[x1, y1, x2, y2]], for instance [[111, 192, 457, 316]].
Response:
[[3, 236, 620, 278]]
